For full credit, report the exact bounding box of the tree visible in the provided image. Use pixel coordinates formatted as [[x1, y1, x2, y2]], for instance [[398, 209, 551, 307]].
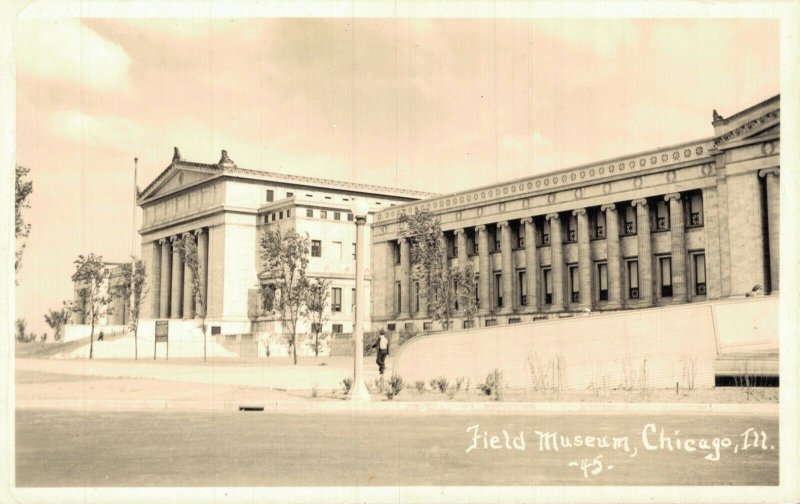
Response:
[[112, 258, 147, 360], [15, 318, 28, 342], [259, 228, 311, 365], [15, 165, 33, 279], [452, 262, 479, 328], [70, 254, 112, 359], [305, 278, 331, 357], [44, 302, 72, 342], [399, 210, 478, 331], [175, 234, 206, 361]]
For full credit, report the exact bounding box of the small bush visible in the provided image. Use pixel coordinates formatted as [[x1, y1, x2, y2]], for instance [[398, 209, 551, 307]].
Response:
[[430, 376, 449, 393], [386, 376, 405, 400], [341, 377, 352, 395], [311, 387, 318, 398], [478, 369, 504, 401], [373, 376, 387, 394], [414, 380, 427, 393]]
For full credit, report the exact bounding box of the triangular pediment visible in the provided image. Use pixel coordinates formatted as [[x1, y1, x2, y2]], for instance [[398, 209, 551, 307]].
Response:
[[713, 95, 780, 148], [140, 163, 220, 201]]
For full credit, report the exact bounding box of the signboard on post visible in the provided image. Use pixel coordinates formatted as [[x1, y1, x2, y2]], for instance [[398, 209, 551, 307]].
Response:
[[154, 320, 169, 360]]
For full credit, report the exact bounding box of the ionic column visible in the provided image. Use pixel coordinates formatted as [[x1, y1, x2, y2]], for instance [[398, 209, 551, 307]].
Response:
[[497, 221, 514, 313], [521, 217, 538, 311], [602, 204, 622, 308], [573, 208, 592, 309], [455, 228, 468, 265], [149, 241, 162, 319], [398, 237, 411, 319], [759, 168, 780, 292], [665, 193, 687, 302], [632, 199, 653, 306], [170, 236, 183, 318], [546, 213, 565, 311], [159, 238, 171, 318], [476, 225, 491, 314], [195, 228, 208, 317], [386, 241, 396, 316], [182, 233, 194, 319]]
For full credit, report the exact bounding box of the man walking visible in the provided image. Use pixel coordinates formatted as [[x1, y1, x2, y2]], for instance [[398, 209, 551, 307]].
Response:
[[372, 329, 389, 375]]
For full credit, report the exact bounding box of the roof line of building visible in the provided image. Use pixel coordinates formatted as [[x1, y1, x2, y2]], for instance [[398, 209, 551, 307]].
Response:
[[715, 94, 780, 125]]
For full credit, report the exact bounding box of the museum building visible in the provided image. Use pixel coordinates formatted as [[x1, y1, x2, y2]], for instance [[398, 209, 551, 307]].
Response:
[[370, 95, 780, 331], [136, 148, 434, 336]]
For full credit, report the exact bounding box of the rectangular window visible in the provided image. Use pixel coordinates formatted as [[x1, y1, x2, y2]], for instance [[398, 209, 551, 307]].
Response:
[[286, 192, 293, 197], [394, 244, 401, 265], [624, 206, 637, 235], [395, 282, 402, 313], [423, 322, 433, 331], [494, 230, 501, 252], [694, 253, 707, 295], [597, 263, 608, 301], [278, 210, 283, 219], [332, 241, 342, 261], [405, 322, 414, 330], [334, 211, 341, 220], [311, 240, 322, 257], [541, 220, 551, 246], [387, 323, 396, 331], [494, 273, 503, 308], [270, 213, 276, 222], [332, 288, 342, 312], [518, 234, 525, 248], [508, 317, 521, 324], [332, 323, 343, 334], [566, 215, 577, 243], [485, 319, 498, 327], [462, 320, 475, 329], [472, 240, 479, 255], [414, 282, 420, 313], [211, 326, 221, 335], [594, 211, 606, 239], [569, 265, 580, 303], [518, 270, 527, 306], [352, 242, 357, 260], [286, 209, 291, 218], [266, 190, 274, 202], [660, 256, 673, 297], [474, 275, 480, 305], [320, 210, 328, 219], [351, 288, 356, 311], [688, 193, 704, 227], [306, 208, 313, 218], [347, 213, 354, 222], [628, 260, 639, 299], [543, 268, 552, 305], [655, 201, 670, 231]]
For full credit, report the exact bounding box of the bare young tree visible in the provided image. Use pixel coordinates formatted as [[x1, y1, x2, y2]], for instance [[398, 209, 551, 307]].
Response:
[[70, 254, 113, 359], [305, 278, 331, 357], [43, 302, 72, 342], [399, 210, 477, 330], [112, 258, 148, 360], [259, 228, 311, 365]]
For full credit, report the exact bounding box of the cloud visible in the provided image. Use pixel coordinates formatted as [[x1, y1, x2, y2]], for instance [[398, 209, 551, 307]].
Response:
[[17, 18, 131, 91], [536, 19, 639, 58], [51, 110, 146, 149]]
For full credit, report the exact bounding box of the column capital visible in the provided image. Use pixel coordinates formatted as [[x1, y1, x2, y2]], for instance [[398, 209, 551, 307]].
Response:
[[475, 224, 486, 232], [600, 203, 616, 212], [453, 228, 465, 236], [631, 198, 648, 208], [398, 237, 408, 244], [545, 213, 560, 221], [520, 217, 533, 225], [194, 228, 205, 236], [170, 235, 181, 244], [181, 231, 192, 239], [497, 220, 509, 228], [158, 238, 168, 245], [758, 167, 780, 178], [571, 208, 587, 216], [664, 193, 681, 202]]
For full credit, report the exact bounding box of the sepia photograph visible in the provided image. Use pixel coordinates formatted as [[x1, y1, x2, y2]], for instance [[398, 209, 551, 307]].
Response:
[[3, 1, 799, 502]]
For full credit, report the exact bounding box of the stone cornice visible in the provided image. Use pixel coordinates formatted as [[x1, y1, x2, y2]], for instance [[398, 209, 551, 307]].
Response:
[[375, 138, 714, 224]]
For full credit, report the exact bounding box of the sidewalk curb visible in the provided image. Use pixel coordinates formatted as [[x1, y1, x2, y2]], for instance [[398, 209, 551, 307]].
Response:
[[16, 399, 779, 415]]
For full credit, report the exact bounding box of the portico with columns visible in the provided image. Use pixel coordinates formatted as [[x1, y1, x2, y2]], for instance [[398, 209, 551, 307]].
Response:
[[371, 95, 781, 331]]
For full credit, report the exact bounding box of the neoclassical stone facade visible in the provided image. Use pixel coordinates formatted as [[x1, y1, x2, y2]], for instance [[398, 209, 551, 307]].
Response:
[[371, 95, 780, 330], [137, 148, 434, 335]]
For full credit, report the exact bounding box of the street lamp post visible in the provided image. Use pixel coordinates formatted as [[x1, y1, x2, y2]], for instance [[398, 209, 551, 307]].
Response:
[[349, 199, 371, 401]]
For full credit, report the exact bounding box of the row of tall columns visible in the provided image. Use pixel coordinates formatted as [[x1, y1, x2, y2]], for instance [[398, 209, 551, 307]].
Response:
[[760, 168, 780, 292], [154, 229, 209, 319], [386, 189, 747, 319]]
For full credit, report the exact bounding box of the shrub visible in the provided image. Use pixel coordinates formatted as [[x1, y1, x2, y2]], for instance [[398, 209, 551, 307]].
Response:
[[478, 369, 504, 401], [311, 387, 318, 398], [430, 376, 449, 393], [341, 377, 352, 395], [414, 380, 427, 393], [397, 325, 419, 346], [386, 376, 405, 400]]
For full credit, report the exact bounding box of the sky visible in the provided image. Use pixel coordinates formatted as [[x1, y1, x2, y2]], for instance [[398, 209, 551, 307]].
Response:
[[13, 11, 779, 335]]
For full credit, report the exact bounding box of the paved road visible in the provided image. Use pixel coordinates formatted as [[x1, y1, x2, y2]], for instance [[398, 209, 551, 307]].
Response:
[[16, 409, 777, 487]]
